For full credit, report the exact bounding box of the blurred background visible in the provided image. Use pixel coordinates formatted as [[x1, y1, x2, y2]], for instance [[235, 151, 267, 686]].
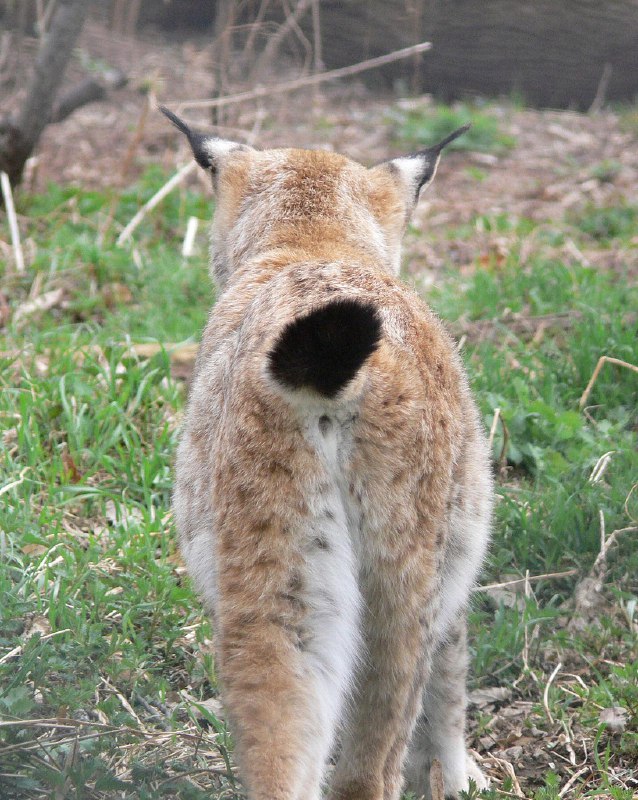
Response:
[[2, 0, 638, 191]]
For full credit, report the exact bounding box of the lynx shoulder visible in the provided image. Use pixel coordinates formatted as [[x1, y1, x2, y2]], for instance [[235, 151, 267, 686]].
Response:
[[165, 106, 493, 800]]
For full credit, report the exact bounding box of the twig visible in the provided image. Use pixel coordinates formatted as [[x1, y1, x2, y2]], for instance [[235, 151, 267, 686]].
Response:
[[487, 407, 501, 450], [0, 466, 30, 499], [522, 570, 531, 672], [311, 0, 323, 73], [625, 483, 638, 524], [1, 170, 25, 273], [558, 767, 589, 798], [475, 569, 578, 592], [588, 63, 613, 115], [117, 161, 196, 246], [451, 310, 580, 343], [543, 662, 562, 725], [0, 31, 12, 76], [120, 92, 151, 180], [488, 756, 523, 797], [588, 451, 615, 484], [170, 41, 432, 111], [579, 355, 638, 409], [592, 525, 638, 575], [497, 414, 510, 473], [0, 627, 70, 665], [252, 0, 313, 78], [101, 677, 148, 731], [243, 0, 272, 55]]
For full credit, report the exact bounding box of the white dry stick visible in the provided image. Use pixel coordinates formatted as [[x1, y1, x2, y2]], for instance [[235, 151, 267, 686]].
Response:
[[170, 42, 432, 111], [487, 407, 501, 450], [0, 466, 30, 497], [0, 628, 70, 666], [117, 161, 197, 246], [558, 767, 589, 798], [522, 569, 531, 672], [589, 450, 615, 484], [1, 170, 25, 273], [476, 569, 578, 593], [543, 662, 562, 725], [182, 216, 199, 258]]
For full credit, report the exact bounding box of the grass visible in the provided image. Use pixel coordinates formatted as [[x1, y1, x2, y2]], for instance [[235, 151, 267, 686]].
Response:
[[388, 100, 517, 153], [1, 158, 637, 799]]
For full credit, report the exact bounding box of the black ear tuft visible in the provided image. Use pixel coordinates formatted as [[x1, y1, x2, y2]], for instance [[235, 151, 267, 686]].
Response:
[[159, 105, 214, 170], [429, 123, 471, 155], [412, 123, 471, 193]]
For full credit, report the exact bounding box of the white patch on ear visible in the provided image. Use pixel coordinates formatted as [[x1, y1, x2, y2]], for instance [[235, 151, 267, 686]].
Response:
[[389, 152, 441, 199], [202, 138, 250, 162]]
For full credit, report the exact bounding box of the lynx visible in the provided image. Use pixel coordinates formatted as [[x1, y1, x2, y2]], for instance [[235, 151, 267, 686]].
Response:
[[164, 106, 493, 800]]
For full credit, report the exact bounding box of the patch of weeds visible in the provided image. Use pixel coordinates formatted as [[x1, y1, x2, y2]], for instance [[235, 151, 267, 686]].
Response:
[[616, 104, 638, 138], [465, 166, 489, 183], [589, 159, 623, 183], [570, 203, 638, 241], [389, 101, 516, 153]]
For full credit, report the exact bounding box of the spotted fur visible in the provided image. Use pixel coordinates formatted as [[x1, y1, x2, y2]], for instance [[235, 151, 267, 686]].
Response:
[[166, 108, 492, 800]]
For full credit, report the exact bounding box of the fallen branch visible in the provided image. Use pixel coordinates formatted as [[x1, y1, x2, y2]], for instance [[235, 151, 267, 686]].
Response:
[[0, 170, 25, 272], [579, 355, 638, 409], [117, 161, 196, 246], [170, 41, 432, 111]]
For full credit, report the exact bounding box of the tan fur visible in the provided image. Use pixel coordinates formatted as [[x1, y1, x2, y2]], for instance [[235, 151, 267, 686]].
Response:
[[173, 136, 492, 800]]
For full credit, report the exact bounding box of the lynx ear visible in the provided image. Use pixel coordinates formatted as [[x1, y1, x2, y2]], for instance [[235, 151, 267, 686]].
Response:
[[384, 123, 470, 203], [159, 105, 252, 171]]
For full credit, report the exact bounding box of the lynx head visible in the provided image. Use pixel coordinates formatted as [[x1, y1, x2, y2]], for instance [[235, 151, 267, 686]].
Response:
[[160, 106, 468, 287]]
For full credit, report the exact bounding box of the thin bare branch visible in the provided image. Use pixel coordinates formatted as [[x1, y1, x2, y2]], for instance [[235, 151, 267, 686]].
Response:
[[170, 41, 432, 111], [117, 162, 196, 246], [579, 355, 638, 409]]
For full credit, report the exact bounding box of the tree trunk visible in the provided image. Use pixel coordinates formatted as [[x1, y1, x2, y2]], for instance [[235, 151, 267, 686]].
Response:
[[0, 0, 90, 187], [313, 0, 638, 109]]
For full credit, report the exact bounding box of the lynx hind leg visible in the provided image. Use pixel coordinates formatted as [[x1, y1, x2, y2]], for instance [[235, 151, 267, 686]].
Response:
[[404, 617, 487, 800], [216, 471, 361, 800], [328, 570, 435, 800]]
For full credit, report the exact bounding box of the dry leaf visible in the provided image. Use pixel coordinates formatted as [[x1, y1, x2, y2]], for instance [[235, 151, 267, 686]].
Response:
[[62, 447, 82, 483], [22, 615, 51, 640], [0, 290, 10, 327], [599, 706, 628, 733], [468, 686, 513, 707], [22, 543, 48, 556]]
